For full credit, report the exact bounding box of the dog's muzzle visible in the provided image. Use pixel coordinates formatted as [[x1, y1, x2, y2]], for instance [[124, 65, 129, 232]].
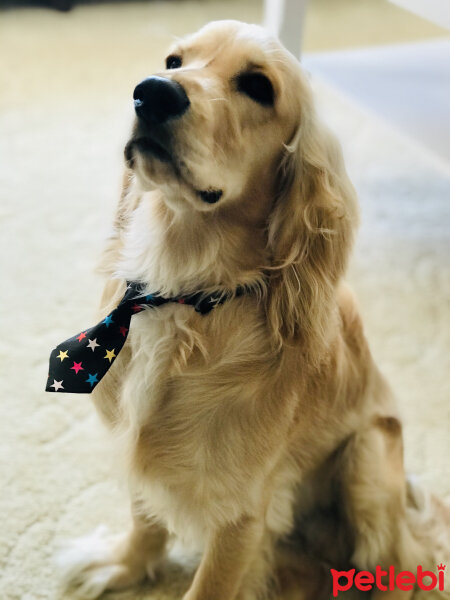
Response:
[[133, 76, 190, 124], [129, 76, 223, 205]]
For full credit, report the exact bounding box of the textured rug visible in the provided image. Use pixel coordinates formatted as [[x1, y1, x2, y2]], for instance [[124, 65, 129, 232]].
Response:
[[1, 3, 449, 599]]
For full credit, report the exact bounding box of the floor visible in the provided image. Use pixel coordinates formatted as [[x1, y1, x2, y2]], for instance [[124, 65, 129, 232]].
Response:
[[303, 38, 450, 163], [302, 0, 446, 51]]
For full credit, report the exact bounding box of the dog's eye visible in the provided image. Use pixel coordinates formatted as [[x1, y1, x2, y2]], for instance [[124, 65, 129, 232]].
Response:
[[166, 55, 182, 70], [237, 72, 274, 106]]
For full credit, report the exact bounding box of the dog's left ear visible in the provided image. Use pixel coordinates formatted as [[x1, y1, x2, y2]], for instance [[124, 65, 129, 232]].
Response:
[[266, 103, 359, 358]]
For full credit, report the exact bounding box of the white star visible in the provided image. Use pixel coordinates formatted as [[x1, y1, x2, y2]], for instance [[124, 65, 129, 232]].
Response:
[[50, 379, 64, 391], [87, 338, 100, 352]]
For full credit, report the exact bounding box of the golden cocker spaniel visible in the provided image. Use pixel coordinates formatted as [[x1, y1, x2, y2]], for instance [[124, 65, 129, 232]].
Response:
[[59, 20, 449, 600]]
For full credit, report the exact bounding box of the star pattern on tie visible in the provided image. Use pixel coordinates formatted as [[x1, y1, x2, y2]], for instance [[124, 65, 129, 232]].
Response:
[[87, 338, 100, 351], [50, 379, 64, 391], [104, 349, 116, 363], [57, 350, 69, 362], [71, 361, 84, 374], [46, 281, 245, 394], [86, 373, 98, 387]]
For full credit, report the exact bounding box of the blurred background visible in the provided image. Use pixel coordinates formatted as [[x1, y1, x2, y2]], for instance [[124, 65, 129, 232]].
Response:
[[0, 1, 449, 599]]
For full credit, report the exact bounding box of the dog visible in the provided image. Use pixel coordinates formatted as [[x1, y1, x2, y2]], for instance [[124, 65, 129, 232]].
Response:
[[59, 20, 449, 600]]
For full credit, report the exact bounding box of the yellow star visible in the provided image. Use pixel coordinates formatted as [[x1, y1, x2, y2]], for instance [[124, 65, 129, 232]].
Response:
[[104, 348, 116, 363], [57, 350, 69, 362]]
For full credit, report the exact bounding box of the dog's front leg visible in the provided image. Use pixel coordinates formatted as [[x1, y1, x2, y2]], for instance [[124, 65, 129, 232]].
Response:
[[183, 515, 266, 600], [59, 504, 168, 599]]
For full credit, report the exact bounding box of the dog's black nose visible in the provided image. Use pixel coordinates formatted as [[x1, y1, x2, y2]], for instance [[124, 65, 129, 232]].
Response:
[[133, 76, 190, 124]]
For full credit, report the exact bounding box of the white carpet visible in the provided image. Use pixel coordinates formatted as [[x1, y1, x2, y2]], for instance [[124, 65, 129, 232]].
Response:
[[0, 3, 449, 599]]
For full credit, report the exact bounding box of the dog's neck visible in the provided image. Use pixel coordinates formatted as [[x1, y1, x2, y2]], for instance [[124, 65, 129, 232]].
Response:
[[117, 188, 270, 297]]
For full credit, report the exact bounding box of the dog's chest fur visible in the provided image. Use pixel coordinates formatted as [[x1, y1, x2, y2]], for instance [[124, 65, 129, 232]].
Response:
[[119, 298, 296, 545], [112, 195, 305, 545]]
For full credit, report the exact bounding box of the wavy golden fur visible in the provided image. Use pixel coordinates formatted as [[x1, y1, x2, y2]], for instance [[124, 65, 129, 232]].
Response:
[[60, 20, 449, 600]]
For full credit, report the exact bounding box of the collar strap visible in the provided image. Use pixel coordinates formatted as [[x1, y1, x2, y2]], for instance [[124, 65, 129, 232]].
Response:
[[122, 281, 244, 315], [45, 281, 243, 394]]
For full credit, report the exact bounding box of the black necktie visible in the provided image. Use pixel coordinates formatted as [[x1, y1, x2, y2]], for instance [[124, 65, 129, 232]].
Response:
[[46, 282, 239, 394]]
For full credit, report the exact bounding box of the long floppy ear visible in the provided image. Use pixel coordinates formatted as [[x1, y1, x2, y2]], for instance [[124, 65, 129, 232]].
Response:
[[266, 100, 359, 359], [97, 167, 140, 278], [96, 167, 141, 314]]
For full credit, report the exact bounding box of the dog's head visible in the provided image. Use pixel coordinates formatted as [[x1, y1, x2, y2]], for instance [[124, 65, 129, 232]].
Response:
[[125, 20, 308, 213], [125, 20, 358, 353]]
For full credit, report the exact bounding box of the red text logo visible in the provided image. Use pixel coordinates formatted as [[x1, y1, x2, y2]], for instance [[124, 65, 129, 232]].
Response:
[[330, 564, 446, 596]]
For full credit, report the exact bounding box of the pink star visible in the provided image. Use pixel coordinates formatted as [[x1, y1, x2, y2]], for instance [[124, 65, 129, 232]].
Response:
[[77, 332, 87, 342], [70, 361, 84, 374], [119, 326, 128, 337], [132, 303, 143, 313]]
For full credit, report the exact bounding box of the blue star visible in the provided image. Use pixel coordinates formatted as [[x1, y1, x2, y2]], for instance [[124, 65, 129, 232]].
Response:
[[145, 294, 154, 301], [103, 315, 114, 327], [86, 373, 98, 387]]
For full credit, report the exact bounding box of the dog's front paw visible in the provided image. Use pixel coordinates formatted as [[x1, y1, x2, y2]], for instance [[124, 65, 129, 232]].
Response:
[[56, 526, 154, 599]]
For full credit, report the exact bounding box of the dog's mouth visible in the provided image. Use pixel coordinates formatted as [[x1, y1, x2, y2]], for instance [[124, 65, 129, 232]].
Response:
[[198, 189, 223, 204], [125, 133, 223, 206], [125, 134, 172, 165]]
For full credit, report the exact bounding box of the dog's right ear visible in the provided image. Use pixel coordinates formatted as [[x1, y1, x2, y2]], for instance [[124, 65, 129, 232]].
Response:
[[113, 167, 139, 232], [265, 102, 359, 360], [97, 167, 140, 279]]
